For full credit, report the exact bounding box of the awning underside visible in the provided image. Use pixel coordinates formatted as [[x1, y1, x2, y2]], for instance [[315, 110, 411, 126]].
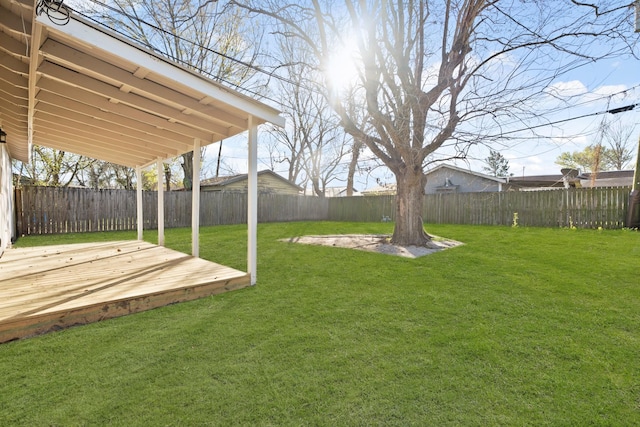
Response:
[[0, 0, 282, 167]]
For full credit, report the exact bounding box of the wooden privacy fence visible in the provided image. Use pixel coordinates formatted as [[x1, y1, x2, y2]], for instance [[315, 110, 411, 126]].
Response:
[[328, 187, 632, 229], [15, 187, 328, 236], [15, 185, 631, 235]]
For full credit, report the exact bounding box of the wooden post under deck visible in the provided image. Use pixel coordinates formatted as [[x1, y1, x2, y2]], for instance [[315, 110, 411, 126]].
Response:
[[136, 166, 143, 240], [157, 159, 165, 246], [192, 140, 201, 257], [248, 117, 258, 285]]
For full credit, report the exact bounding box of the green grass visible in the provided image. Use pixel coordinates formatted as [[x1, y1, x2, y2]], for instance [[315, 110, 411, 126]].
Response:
[[2, 222, 640, 426]]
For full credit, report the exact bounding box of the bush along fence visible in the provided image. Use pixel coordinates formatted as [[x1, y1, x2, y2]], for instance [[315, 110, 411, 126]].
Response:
[[14, 185, 632, 235]]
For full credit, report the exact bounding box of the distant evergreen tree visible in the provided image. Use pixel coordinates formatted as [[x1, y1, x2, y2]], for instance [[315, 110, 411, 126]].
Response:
[[483, 150, 512, 177]]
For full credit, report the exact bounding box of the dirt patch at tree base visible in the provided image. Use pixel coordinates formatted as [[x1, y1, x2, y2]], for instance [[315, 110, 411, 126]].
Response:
[[282, 234, 463, 258]]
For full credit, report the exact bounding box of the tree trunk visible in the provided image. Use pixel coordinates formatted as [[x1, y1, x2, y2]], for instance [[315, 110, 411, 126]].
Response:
[[181, 152, 193, 190], [392, 170, 431, 246], [164, 163, 172, 192], [346, 137, 363, 197], [312, 177, 324, 197]]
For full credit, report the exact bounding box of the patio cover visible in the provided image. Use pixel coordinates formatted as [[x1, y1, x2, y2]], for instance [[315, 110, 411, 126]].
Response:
[[0, 0, 284, 284], [0, 0, 283, 164]]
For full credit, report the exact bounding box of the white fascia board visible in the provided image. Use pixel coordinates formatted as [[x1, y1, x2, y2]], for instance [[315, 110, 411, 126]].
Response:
[[36, 14, 285, 128]]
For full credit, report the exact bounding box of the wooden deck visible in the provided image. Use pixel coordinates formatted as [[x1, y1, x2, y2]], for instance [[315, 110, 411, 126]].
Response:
[[0, 241, 251, 343]]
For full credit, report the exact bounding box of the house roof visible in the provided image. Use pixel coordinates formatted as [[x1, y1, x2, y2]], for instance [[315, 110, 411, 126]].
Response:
[[579, 170, 634, 180], [0, 1, 283, 166], [425, 164, 507, 183], [361, 183, 397, 194], [577, 170, 634, 188], [508, 174, 565, 187], [509, 170, 634, 188], [200, 170, 302, 191], [326, 187, 360, 197]]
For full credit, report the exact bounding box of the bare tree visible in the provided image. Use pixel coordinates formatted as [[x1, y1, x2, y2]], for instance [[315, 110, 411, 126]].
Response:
[[84, 159, 113, 189], [604, 121, 636, 170], [233, 0, 637, 245], [15, 146, 85, 187], [266, 34, 351, 196]]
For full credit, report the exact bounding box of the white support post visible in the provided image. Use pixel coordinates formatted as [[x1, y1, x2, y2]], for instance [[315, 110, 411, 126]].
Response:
[[136, 166, 143, 240], [247, 116, 258, 285], [191, 140, 201, 257], [157, 159, 165, 246]]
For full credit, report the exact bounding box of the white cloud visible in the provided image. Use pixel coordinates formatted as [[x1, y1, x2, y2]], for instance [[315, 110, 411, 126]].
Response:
[[588, 84, 631, 103], [544, 80, 588, 98]]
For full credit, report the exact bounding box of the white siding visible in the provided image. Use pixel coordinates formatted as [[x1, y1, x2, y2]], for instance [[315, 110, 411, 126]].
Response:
[[0, 145, 14, 256], [425, 167, 503, 194]]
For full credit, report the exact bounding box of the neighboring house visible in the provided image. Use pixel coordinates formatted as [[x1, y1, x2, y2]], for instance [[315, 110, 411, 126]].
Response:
[[424, 164, 506, 194], [200, 170, 302, 195], [361, 183, 397, 196], [508, 174, 567, 191], [509, 169, 634, 190], [356, 165, 634, 198], [577, 170, 634, 188], [312, 187, 361, 197]]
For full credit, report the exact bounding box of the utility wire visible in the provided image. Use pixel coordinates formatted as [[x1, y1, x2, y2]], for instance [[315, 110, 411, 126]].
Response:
[[486, 102, 639, 138], [79, 0, 302, 88]]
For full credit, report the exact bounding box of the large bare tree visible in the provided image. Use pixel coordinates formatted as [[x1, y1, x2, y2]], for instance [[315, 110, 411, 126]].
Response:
[[234, 0, 637, 245]]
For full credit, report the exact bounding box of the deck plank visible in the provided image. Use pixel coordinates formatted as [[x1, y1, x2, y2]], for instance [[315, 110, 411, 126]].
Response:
[[0, 241, 250, 343]]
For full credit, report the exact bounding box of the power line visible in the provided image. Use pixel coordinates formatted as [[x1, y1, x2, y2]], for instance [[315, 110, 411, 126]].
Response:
[[486, 102, 639, 139], [76, 1, 302, 96]]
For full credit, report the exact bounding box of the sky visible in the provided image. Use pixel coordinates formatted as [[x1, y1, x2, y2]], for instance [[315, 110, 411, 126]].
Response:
[[66, 0, 640, 192], [213, 52, 639, 191], [205, 5, 640, 192], [464, 56, 640, 178]]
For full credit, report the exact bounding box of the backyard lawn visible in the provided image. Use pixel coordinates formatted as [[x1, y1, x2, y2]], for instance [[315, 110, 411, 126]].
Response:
[[1, 222, 639, 425]]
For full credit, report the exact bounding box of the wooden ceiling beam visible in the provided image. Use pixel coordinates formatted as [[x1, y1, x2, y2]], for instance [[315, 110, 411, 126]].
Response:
[[34, 123, 158, 163], [0, 50, 29, 75], [0, 78, 28, 100], [41, 39, 249, 130], [0, 7, 32, 36], [35, 86, 206, 148], [35, 106, 183, 158], [37, 61, 231, 139], [33, 131, 143, 167], [36, 91, 188, 152], [34, 111, 180, 159], [0, 110, 27, 128], [36, 78, 215, 144], [38, 14, 283, 127], [0, 31, 29, 59], [0, 102, 27, 123], [0, 63, 28, 89]]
